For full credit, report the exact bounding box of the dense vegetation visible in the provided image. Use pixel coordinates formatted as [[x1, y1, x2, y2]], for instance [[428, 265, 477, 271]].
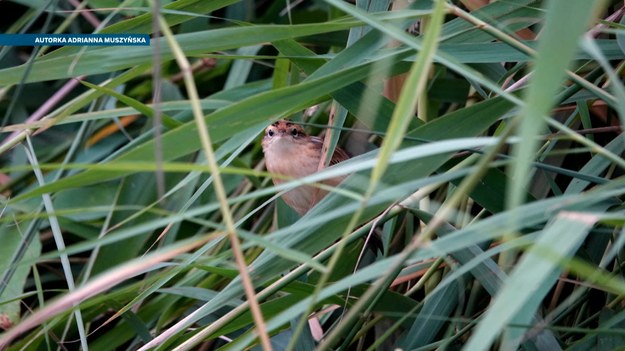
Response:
[[1, 0, 625, 349]]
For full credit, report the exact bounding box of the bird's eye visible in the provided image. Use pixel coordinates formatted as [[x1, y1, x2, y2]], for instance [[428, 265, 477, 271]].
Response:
[[267, 129, 275, 137], [290, 128, 299, 137]]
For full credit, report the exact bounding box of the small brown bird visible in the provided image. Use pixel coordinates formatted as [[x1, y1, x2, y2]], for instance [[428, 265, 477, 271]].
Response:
[[262, 120, 350, 215]]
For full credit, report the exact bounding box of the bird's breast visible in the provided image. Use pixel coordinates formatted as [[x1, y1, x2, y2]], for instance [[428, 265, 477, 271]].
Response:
[[264, 143, 321, 179], [263, 136, 347, 215]]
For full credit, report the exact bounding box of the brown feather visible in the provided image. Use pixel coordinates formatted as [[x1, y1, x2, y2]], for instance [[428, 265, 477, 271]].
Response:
[[262, 120, 350, 214], [309, 136, 350, 166]]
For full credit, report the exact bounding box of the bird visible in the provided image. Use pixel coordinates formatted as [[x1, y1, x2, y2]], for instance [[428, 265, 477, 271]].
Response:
[[261, 120, 350, 215]]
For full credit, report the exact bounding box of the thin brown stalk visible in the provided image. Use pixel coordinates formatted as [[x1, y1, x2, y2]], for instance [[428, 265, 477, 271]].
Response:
[[0, 237, 210, 348], [158, 16, 273, 351], [0, 77, 84, 154]]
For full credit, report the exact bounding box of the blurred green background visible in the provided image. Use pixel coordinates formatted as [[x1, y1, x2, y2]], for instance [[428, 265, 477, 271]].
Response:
[[1, 0, 625, 350]]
